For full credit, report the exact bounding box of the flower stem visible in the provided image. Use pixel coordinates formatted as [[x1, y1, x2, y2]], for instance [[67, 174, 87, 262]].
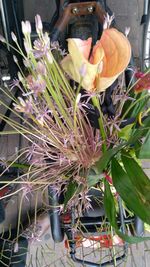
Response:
[[92, 96, 107, 152]]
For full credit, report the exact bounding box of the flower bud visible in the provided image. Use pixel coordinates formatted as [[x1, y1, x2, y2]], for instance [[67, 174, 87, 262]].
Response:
[[26, 21, 31, 34], [13, 55, 18, 64], [21, 20, 31, 35], [24, 39, 31, 54], [14, 242, 19, 253], [35, 14, 43, 34], [18, 72, 24, 82], [76, 93, 81, 105], [11, 32, 17, 42], [47, 52, 53, 64], [103, 13, 115, 29], [125, 27, 130, 37]]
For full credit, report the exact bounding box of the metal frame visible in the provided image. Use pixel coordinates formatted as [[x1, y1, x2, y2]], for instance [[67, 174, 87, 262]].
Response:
[[141, 0, 150, 70], [0, 0, 24, 131], [60, 199, 130, 267]]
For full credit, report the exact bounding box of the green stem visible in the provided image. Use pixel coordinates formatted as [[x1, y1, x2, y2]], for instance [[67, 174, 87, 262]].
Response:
[[7, 162, 29, 168], [122, 94, 150, 121], [92, 96, 107, 152], [17, 194, 24, 242]]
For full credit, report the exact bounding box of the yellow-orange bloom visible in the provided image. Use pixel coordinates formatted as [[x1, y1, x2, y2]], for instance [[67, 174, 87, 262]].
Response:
[[61, 28, 131, 92]]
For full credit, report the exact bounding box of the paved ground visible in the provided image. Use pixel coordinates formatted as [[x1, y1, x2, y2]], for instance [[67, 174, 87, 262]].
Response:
[[0, 0, 150, 267]]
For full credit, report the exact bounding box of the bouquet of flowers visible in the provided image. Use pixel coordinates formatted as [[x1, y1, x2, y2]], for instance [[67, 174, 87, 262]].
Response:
[[0, 14, 150, 242]]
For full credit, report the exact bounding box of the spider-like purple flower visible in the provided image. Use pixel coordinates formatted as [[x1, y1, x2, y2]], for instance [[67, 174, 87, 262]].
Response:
[[51, 41, 67, 57], [33, 32, 52, 62], [13, 96, 33, 114], [9, 78, 24, 93], [26, 74, 46, 96]]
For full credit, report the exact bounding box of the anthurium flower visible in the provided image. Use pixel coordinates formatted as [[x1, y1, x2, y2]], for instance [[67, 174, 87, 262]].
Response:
[[134, 71, 150, 93], [61, 28, 131, 92]]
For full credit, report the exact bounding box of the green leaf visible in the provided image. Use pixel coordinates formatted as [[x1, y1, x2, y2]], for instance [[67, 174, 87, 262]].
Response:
[[94, 144, 125, 174], [64, 181, 82, 209], [122, 151, 150, 206], [138, 132, 150, 159], [130, 93, 150, 118], [87, 169, 104, 187], [104, 179, 150, 243], [128, 116, 150, 145], [118, 124, 134, 141], [64, 181, 77, 209], [112, 157, 150, 224], [94, 116, 150, 175], [134, 140, 143, 158], [104, 180, 117, 228], [115, 230, 150, 244]]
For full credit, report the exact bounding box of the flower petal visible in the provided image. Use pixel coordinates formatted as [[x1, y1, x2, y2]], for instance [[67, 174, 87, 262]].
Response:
[[61, 38, 104, 91], [134, 72, 150, 93], [92, 28, 131, 91], [73, 38, 92, 60]]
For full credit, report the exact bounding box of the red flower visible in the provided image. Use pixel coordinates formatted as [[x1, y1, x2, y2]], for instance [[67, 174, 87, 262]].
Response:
[[134, 71, 150, 93]]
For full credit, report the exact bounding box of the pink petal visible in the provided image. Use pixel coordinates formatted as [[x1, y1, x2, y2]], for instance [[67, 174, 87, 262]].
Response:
[[71, 37, 92, 60]]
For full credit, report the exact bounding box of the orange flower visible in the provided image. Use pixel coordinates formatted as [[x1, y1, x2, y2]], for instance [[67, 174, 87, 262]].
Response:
[[61, 28, 131, 93], [134, 71, 150, 93]]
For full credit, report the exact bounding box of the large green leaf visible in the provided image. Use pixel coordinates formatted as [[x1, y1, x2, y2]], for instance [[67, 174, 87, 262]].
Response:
[[116, 229, 150, 243], [118, 124, 134, 141], [121, 151, 150, 207], [94, 116, 150, 175], [111, 158, 150, 224], [104, 179, 150, 243], [87, 172, 104, 187], [104, 180, 117, 228], [94, 144, 125, 174]]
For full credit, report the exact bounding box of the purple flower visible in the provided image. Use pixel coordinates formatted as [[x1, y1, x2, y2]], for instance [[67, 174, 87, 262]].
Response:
[[13, 96, 33, 114], [26, 74, 46, 96], [9, 78, 24, 93], [36, 61, 47, 76], [33, 33, 51, 60], [51, 41, 66, 56]]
